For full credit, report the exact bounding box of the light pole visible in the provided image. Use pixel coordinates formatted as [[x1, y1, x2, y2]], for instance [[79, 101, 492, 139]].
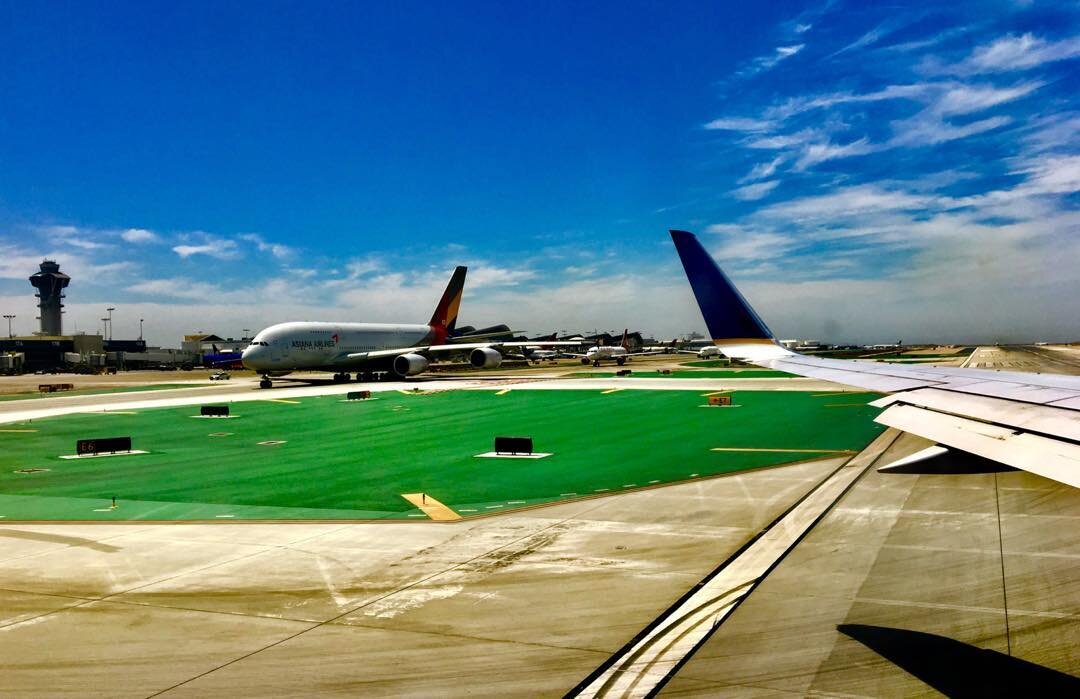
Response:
[[106, 307, 115, 341], [139, 318, 144, 341], [3, 314, 14, 338], [100, 318, 109, 338]]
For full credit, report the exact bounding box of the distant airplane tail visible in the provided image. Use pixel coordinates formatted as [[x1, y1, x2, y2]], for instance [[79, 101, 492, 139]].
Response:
[[669, 230, 789, 361], [429, 266, 467, 336], [619, 329, 629, 349]]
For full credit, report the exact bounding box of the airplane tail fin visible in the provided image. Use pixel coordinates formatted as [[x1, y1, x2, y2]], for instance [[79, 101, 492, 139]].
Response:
[[669, 230, 788, 359], [620, 329, 629, 349], [429, 265, 467, 334]]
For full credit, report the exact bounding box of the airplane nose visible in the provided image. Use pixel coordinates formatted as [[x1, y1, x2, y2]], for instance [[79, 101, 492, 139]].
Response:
[[241, 345, 262, 369]]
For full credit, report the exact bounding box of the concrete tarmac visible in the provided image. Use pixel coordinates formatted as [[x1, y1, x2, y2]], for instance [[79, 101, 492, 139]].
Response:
[[1, 347, 1077, 696]]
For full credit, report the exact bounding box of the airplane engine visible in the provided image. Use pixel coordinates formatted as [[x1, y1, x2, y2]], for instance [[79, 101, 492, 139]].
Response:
[[393, 353, 430, 377], [469, 347, 503, 369]]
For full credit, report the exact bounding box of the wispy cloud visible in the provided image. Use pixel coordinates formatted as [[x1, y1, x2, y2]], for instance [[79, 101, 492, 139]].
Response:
[[793, 137, 876, 170], [738, 44, 805, 77], [740, 156, 786, 183], [238, 233, 294, 259], [703, 117, 776, 132], [730, 180, 780, 201], [958, 33, 1080, 73], [172, 233, 240, 259]]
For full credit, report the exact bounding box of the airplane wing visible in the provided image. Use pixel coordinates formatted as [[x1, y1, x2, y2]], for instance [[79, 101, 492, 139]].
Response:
[[670, 229, 1080, 488]]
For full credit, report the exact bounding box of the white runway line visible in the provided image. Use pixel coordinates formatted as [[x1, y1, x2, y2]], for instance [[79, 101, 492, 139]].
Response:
[[572, 429, 898, 699]]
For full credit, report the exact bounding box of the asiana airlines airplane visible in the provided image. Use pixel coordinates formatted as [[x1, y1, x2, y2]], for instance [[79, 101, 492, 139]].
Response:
[[241, 266, 576, 388]]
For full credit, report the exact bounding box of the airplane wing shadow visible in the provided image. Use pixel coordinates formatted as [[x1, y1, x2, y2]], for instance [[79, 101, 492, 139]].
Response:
[[837, 624, 1079, 696]]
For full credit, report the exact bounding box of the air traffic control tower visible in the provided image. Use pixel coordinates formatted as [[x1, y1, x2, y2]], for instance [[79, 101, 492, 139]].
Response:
[[29, 260, 70, 335]]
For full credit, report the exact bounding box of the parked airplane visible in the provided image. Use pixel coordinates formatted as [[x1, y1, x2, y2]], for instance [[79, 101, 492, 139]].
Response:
[[669, 229, 1080, 488], [679, 344, 723, 359], [242, 266, 576, 388], [569, 330, 631, 367]]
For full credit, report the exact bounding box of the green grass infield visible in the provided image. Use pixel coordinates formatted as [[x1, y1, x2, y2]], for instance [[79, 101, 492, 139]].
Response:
[[0, 389, 884, 521]]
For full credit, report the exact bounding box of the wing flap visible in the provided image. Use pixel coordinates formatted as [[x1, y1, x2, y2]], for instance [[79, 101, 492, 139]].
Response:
[[872, 388, 1080, 442], [875, 404, 1080, 488]]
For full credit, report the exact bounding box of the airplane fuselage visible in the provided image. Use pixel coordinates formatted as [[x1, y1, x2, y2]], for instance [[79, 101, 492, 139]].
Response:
[[242, 321, 435, 372], [585, 345, 628, 362]]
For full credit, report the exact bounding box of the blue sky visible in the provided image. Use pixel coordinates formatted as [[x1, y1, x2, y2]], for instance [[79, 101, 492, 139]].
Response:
[[1, 1, 1077, 344]]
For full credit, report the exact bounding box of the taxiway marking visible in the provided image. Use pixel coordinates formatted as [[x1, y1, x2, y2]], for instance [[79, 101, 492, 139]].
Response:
[[265, 399, 300, 405], [0, 429, 38, 433], [400, 493, 462, 522], [601, 388, 622, 394], [495, 388, 511, 396]]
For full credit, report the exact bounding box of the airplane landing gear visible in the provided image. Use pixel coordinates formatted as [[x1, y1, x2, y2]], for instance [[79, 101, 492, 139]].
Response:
[[616, 357, 626, 366], [259, 376, 272, 389], [332, 372, 352, 383], [593, 360, 601, 368]]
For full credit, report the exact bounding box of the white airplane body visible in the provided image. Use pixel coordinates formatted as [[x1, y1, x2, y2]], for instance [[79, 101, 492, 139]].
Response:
[[678, 345, 723, 359], [670, 229, 1080, 489]]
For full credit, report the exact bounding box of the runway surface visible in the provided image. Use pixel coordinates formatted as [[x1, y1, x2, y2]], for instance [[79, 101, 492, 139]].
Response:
[[0, 347, 1077, 696]]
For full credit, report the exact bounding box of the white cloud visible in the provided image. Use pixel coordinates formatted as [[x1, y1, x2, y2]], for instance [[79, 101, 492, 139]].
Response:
[[793, 137, 876, 170], [238, 233, 294, 259], [730, 180, 780, 201], [465, 265, 537, 288], [129, 278, 248, 303], [63, 237, 109, 250], [739, 44, 805, 77], [740, 156, 786, 182], [932, 82, 1041, 116], [962, 33, 1080, 73], [757, 185, 934, 222], [172, 234, 240, 260], [704, 228, 798, 261], [703, 117, 775, 132], [744, 129, 822, 150], [889, 114, 1011, 147], [121, 228, 160, 243]]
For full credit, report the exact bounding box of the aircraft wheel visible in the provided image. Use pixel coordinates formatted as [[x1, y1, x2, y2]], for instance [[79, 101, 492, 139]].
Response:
[[593, 361, 600, 368], [259, 378, 272, 389], [616, 357, 626, 366]]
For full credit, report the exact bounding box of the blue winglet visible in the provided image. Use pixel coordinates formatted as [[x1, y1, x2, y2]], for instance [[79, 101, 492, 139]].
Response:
[[670, 230, 774, 342]]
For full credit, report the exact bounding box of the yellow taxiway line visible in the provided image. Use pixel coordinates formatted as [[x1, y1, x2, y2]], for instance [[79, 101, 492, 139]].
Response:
[[401, 493, 462, 521], [601, 388, 622, 394], [0, 429, 38, 433], [265, 399, 301, 405], [495, 388, 511, 396]]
